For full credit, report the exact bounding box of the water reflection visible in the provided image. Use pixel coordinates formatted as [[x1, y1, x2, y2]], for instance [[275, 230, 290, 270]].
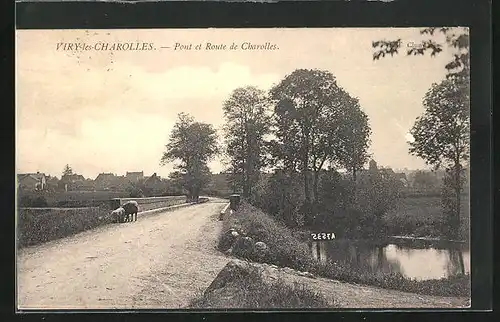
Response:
[[310, 239, 470, 281]]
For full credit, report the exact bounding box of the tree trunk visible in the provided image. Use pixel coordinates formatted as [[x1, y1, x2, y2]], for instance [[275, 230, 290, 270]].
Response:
[[303, 169, 310, 204], [454, 164, 462, 239], [352, 167, 358, 205], [243, 174, 249, 198], [313, 171, 319, 204]]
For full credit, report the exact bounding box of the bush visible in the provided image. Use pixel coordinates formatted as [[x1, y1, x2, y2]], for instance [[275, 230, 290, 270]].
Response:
[[251, 171, 306, 228]]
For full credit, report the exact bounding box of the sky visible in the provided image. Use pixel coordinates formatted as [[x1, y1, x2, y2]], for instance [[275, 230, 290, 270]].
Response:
[[16, 28, 464, 179]]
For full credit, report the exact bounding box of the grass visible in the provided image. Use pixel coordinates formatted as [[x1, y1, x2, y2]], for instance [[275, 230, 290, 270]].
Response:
[[220, 202, 470, 298], [384, 196, 470, 241], [189, 264, 331, 309]]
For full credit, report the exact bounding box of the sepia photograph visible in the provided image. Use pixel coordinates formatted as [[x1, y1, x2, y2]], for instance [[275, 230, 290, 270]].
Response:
[[16, 27, 471, 310]]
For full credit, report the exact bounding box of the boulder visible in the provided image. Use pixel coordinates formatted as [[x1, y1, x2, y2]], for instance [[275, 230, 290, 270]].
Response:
[[219, 228, 241, 251], [253, 241, 269, 259], [204, 260, 254, 295], [232, 236, 254, 258]]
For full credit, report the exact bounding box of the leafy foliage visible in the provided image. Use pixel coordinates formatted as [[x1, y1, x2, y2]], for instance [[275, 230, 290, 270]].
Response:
[[252, 171, 306, 228], [335, 100, 372, 181], [268, 69, 371, 213], [372, 27, 470, 79], [355, 167, 402, 234], [62, 164, 73, 176], [312, 167, 401, 238], [409, 77, 470, 169], [161, 113, 219, 201]]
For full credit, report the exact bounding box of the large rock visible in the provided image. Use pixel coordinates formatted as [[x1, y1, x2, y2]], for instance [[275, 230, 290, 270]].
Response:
[[204, 260, 254, 295], [219, 228, 241, 251], [196, 259, 330, 309]]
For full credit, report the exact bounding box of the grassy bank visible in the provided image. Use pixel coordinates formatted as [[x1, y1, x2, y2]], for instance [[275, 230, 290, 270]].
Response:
[[219, 203, 316, 272], [314, 261, 470, 297], [220, 203, 470, 298], [190, 264, 331, 309]]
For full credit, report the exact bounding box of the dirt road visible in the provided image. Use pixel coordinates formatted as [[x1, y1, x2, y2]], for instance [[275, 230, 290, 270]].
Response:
[[17, 198, 469, 310], [17, 199, 231, 309]]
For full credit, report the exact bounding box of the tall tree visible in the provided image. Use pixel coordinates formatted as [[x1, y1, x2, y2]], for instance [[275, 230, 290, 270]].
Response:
[[372, 27, 469, 80], [62, 164, 73, 176], [408, 77, 470, 237], [160, 113, 219, 201], [222, 86, 271, 198], [336, 97, 372, 183], [269, 69, 348, 210]]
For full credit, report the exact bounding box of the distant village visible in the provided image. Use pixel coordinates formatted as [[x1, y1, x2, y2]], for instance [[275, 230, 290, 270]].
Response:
[[17, 160, 468, 197], [17, 170, 170, 194]]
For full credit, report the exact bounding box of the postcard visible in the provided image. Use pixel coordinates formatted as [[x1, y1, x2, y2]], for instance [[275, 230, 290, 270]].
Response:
[[16, 27, 471, 310]]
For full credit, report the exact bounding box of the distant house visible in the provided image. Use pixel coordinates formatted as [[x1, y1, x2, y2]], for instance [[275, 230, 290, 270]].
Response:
[[95, 173, 127, 191], [73, 179, 96, 191], [126, 171, 144, 183], [17, 172, 46, 191], [45, 176, 60, 192], [61, 173, 85, 183], [60, 173, 86, 191], [144, 173, 163, 191]]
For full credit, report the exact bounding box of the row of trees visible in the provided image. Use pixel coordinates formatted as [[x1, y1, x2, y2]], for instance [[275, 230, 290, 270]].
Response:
[[161, 27, 470, 238], [221, 69, 372, 227], [161, 68, 373, 229]]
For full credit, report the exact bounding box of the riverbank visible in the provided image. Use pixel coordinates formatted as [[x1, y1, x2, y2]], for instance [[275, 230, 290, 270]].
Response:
[[192, 259, 469, 309], [219, 203, 470, 298]]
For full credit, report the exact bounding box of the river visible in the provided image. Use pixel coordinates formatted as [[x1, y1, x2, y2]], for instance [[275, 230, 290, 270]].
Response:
[[310, 238, 470, 281]]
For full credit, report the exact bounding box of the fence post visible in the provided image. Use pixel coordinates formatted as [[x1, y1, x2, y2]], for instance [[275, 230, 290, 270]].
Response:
[[229, 194, 241, 211]]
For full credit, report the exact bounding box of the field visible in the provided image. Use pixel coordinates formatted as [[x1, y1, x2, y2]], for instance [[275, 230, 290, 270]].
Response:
[[384, 195, 470, 240]]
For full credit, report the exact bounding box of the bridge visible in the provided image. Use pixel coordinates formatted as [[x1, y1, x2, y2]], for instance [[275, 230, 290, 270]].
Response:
[[17, 197, 231, 310]]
